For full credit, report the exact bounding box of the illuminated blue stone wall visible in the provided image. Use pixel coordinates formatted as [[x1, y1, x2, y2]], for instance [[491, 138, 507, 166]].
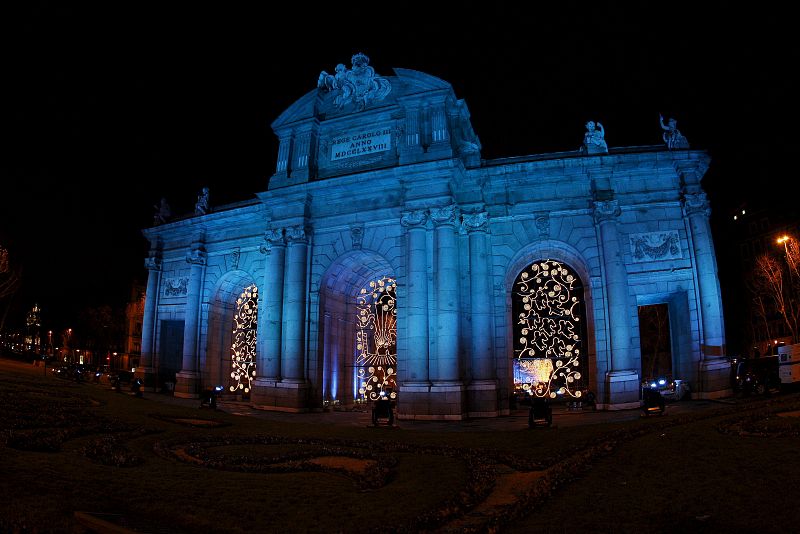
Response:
[[140, 57, 728, 418]]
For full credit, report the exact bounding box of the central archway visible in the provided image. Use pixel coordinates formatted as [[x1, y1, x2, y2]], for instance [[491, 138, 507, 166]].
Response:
[[317, 251, 397, 407], [356, 276, 397, 401]]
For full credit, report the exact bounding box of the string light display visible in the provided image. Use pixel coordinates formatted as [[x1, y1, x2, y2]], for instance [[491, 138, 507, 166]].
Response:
[[356, 276, 397, 401], [230, 284, 258, 394], [514, 259, 587, 398]]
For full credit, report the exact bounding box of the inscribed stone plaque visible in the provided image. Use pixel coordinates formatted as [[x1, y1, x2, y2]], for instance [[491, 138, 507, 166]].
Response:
[[330, 128, 392, 161]]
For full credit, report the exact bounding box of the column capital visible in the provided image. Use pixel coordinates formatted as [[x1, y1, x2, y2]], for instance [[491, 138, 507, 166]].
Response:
[[430, 204, 458, 226], [593, 199, 621, 224], [260, 228, 286, 254], [682, 191, 711, 218], [285, 225, 310, 244], [144, 256, 162, 271], [186, 249, 207, 265], [401, 209, 428, 228], [462, 211, 488, 233]]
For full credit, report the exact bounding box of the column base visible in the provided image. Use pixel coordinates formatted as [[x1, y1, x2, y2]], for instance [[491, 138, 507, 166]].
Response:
[[697, 357, 732, 397], [397, 383, 467, 420], [604, 369, 640, 407], [251, 379, 310, 413], [134, 367, 158, 391], [174, 371, 200, 398], [467, 380, 498, 418]]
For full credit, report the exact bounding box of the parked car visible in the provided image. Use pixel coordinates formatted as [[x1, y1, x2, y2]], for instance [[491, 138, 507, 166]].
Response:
[[642, 376, 690, 401], [732, 357, 781, 395]]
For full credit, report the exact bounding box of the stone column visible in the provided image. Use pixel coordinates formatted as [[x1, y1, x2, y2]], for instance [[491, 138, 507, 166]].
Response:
[[281, 225, 309, 383], [400, 210, 430, 385], [684, 191, 725, 357], [463, 212, 494, 381], [256, 228, 286, 381], [594, 200, 638, 407], [136, 255, 161, 389], [175, 241, 207, 398], [684, 191, 729, 397], [463, 211, 498, 417], [432, 204, 461, 384]]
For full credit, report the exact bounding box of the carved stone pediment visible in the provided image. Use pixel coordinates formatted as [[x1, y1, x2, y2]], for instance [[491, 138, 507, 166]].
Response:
[[317, 53, 392, 112]]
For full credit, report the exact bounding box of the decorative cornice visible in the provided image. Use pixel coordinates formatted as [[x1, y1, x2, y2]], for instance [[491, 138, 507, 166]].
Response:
[[593, 199, 621, 224], [400, 210, 428, 228], [462, 212, 489, 233], [430, 204, 458, 226]]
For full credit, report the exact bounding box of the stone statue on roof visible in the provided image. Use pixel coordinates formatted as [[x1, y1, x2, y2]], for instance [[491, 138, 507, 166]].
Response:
[[581, 120, 608, 154], [195, 187, 210, 216], [659, 115, 689, 150], [153, 197, 171, 225]]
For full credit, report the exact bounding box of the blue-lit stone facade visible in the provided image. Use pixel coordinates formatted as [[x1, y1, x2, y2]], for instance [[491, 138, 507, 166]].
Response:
[[139, 56, 728, 419]]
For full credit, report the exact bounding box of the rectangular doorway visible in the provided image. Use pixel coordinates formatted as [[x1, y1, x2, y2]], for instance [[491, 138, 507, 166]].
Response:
[[638, 304, 673, 381]]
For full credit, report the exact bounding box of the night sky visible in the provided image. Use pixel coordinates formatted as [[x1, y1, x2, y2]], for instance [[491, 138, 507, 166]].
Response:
[[1, 3, 794, 347]]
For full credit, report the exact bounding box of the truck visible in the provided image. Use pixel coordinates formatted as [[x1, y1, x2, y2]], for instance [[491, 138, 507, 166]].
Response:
[[777, 344, 800, 385]]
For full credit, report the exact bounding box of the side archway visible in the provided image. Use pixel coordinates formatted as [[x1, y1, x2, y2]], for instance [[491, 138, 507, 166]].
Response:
[[205, 270, 258, 395], [504, 241, 598, 403]]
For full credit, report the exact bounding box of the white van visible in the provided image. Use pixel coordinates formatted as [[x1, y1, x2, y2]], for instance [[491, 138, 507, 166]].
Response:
[[777, 344, 800, 384]]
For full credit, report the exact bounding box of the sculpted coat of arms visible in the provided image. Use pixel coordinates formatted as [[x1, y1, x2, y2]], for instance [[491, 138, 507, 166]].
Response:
[[317, 53, 391, 111]]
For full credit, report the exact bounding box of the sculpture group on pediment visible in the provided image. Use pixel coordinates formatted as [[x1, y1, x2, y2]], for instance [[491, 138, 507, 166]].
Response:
[[317, 52, 391, 111]]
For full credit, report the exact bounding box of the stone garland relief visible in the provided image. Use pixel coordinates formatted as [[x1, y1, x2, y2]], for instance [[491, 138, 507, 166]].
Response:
[[629, 231, 681, 262], [163, 277, 189, 297]]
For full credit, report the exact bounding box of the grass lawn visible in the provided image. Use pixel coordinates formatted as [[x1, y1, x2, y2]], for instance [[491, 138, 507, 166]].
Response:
[[2, 357, 799, 533]]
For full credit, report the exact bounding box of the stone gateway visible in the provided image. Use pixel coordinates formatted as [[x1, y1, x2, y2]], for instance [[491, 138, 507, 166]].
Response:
[[138, 53, 728, 419]]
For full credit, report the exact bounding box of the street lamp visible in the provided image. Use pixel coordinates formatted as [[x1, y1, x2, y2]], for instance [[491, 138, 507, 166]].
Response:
[[777, 235, 799, 277]]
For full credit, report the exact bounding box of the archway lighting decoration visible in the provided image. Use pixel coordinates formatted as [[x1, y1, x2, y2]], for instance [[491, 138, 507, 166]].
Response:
[[230, 284, 258, 394], [356, 276, 397, 401], [514, 259, 586, 398]]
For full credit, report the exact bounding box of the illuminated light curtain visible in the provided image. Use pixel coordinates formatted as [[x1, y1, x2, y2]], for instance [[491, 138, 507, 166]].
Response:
[[356, 276, 397, 401], [230, 284, 258, 394], [513, 259, 587, 398]]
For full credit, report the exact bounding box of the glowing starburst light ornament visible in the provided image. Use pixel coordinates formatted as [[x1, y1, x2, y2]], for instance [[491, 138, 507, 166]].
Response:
[[356, 276, 397, 401]]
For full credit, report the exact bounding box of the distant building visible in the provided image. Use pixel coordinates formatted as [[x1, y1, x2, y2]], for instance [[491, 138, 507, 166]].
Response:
[[724, 201, 800, 356], [138, 54, 728, 417], [25, 303, 41, 352], [121, 283, 145, 370]]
